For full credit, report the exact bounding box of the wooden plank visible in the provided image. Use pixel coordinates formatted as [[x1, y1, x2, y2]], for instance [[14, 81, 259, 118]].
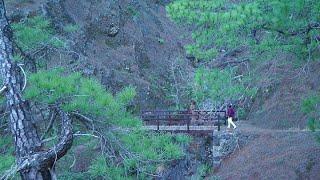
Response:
[[141, 110, 226, 115], [140, 110, 227, 131], [143, 125, 218, 131]]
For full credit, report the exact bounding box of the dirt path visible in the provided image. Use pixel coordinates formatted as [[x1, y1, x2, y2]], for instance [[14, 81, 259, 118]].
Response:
[[234, 121, 316, 133], [212, 121, 320, 180]]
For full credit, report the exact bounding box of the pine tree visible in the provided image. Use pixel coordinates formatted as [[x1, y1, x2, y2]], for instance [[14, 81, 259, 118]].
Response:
[[167, 0, 320, 61], [0, 1, 187, 179]]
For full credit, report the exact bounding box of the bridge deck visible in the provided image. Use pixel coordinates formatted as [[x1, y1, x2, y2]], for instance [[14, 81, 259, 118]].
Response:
[[143, 125, 218, 131], [141, 110, 227, 132]]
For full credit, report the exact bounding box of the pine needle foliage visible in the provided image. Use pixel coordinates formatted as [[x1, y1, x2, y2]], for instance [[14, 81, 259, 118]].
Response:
[[12, 16, 65, 52], [193, 67, 257, 105], [0, 136, 15, 175], [24, 69, 189, 178], [167, 0, 320, 61], [24, 68, 139, 127], [87, 131, 187, 179]]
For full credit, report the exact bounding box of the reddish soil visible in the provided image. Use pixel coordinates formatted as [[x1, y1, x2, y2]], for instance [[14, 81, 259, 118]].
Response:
[[248, 60, 320, 129], [214, 122, 320, 180]]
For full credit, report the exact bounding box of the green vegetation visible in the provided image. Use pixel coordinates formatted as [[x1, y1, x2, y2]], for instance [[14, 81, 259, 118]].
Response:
[[175, 134, 192, 145], [56, 131, 189, 179], [23, 69, 187, 178], [157, 37, 165, 44], [191, 163, 211, 180], [2, 0, 318, 179], [166, 0, 320, 116], [193, 67, 257, 106], [87, 132, 185, 179], [63, 24, 80, 33], [0, 14, 192, 179], [12, 16, 65, 52], [0, 136, 15, 176], [167, 0, 320, 61], [126, 5, 140, 19], [25, 69, 138, 122], [302, 94, 320, 141]]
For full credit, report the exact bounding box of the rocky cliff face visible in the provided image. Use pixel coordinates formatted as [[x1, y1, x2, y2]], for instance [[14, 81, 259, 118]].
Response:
[[212, 131, 240, 167], [7, 0, 192, 110]]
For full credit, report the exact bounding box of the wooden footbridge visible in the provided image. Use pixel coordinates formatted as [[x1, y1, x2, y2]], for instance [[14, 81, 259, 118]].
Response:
[[141, 110, 227, 133]]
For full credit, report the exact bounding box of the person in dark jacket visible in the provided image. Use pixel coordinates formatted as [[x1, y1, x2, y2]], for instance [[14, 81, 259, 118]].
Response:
[[227, 104, 237, 129]]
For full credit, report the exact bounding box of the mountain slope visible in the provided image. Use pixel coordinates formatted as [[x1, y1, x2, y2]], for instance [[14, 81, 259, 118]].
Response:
[[214, 122, 320, 179]]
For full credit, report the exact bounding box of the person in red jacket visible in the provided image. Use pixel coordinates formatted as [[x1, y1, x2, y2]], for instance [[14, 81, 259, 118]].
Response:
[[227, 104, 237, 129]]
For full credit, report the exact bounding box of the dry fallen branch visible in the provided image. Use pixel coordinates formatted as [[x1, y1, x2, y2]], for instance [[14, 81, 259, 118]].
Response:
[[17, 64, 27, 92], [73, 133, 100, 139], [0, 85, 7, 94], [212, 58, 250, 68]]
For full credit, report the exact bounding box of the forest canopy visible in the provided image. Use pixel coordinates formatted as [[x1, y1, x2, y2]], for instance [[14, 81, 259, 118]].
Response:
[[167, 0, 320, 61]]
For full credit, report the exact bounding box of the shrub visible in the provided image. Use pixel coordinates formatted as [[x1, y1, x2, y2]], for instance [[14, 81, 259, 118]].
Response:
[[12, 16, 65, 52], [302, 93, 320, 141], [63, 24, 80, 33], [193, 67, 257, 106]]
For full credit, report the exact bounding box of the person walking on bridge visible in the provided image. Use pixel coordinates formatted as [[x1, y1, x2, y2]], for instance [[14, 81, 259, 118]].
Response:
[[227, 104, 237, 129]]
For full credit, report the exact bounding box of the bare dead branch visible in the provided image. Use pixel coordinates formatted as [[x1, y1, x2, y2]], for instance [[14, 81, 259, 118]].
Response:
[[212, 58, 250, 68], [41, 136, 57, 144], [73, 133, 100, 139], [41, 110, 57, 140], [17, 64, 27, 92], [0, 85, 7, 94], [262, 22, 320, 37], [72, 112, 93, 123], [69, 154, 76, 169]]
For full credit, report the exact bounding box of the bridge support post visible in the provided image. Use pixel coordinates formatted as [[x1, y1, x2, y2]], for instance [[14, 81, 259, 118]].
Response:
[[224, 111, 227, 125], [218, 116, 220, 131], [187, 118, 190, 132], [157, 119, 159, 131]]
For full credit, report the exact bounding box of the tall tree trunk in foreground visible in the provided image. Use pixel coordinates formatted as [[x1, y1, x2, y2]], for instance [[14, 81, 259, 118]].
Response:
[[0, 1, 73, 179]]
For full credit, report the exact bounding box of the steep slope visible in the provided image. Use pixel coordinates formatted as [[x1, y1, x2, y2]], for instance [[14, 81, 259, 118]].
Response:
[[5, 1, 320, 179], [46, 0, 192, 109], [214, 122, 320, 179], [247, 59, 320, 129], [7, 0, 192, 110]]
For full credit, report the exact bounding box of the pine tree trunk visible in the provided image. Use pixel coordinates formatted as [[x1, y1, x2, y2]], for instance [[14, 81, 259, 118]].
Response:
[[0, 1, 73, 179]]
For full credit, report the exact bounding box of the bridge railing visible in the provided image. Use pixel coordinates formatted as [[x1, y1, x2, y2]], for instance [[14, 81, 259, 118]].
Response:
[[141, 110, 227, 131]]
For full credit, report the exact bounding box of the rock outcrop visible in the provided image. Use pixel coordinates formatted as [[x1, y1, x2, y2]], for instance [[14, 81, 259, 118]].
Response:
[[212, 131, 240, 167]]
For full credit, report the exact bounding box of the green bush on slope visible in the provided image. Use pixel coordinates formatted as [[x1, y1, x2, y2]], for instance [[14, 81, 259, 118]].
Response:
[[193, 67, 257, 106], [12, 16, 65, 52], [302, 94, 320, 141]]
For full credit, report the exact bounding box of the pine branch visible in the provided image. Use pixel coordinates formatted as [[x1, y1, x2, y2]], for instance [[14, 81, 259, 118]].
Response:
[[262, 22, 320, 37]]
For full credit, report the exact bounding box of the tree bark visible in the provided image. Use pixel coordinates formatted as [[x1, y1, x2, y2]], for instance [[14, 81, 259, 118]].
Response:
[[0, 1, 73, 179]]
